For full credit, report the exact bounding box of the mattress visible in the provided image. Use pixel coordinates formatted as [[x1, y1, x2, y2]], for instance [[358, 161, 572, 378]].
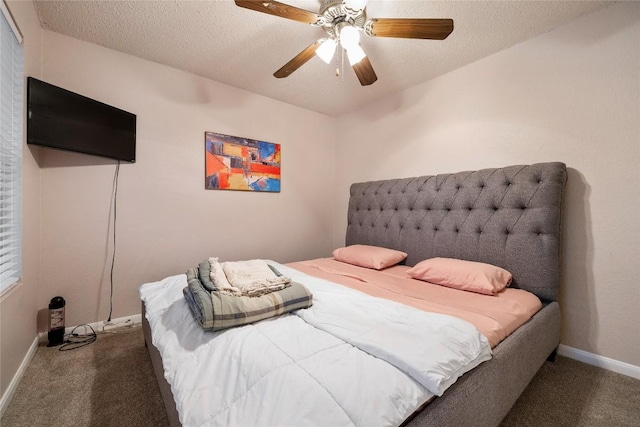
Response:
[[140, 261, 497, 427]]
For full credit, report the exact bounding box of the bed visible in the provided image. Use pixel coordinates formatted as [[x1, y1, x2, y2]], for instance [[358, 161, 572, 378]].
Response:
[[141, 161, 567, 427]]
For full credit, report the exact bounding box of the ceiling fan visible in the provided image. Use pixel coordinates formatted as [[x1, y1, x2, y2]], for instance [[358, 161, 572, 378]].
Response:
[[234, 0, 454, 86]]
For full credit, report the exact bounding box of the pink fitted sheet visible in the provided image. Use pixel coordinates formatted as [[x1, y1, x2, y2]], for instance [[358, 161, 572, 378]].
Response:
[[287, 258, 542, 348]]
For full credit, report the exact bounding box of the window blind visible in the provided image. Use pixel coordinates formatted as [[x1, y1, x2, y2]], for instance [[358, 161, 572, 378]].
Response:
[[0, 8, 23, 294]]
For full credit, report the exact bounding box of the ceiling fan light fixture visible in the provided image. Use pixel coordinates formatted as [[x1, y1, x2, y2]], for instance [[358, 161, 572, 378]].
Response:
[[346, 44, 366, 65], [316, 38, 337, 63], [339, 24, 360, 50], [234, 0, 453, 86], [343, 0, 368, 12]]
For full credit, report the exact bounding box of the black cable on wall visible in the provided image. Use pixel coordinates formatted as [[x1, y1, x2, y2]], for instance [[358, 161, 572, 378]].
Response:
[[107, 161, 120, 322]]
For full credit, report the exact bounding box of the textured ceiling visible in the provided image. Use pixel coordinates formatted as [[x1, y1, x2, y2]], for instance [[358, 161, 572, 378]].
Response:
[[33, 0, 610, 116]]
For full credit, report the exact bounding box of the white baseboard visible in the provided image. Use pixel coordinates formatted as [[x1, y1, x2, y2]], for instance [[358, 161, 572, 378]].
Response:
[[37, 313, 143, 343], [0, 336, 39, 417], [558, 344, 640, 379]]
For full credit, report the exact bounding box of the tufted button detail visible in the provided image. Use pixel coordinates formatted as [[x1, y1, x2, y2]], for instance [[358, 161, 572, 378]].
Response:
[[434, 227, 439, 232], [455, 227, 459, 233]]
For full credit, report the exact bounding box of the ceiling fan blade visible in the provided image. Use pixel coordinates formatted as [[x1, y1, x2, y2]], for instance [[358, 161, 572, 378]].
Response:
[[274, 40, 322, 78], [352, 56, 377, 86], [365, 18, 454, 40], [235, 1, 322, 25]]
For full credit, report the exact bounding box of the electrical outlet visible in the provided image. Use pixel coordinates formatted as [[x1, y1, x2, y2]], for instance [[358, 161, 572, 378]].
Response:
[[102, 317, 136, 332]]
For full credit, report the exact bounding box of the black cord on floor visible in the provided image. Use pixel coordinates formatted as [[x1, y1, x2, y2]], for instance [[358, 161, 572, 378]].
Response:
[[107, 161, 120, 323], [59, 324, 97, 351]]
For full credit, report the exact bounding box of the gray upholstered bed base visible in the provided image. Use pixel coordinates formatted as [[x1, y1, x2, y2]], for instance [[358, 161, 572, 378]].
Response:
[[143, 305, 181, 427], [142, 162, 566, 427]]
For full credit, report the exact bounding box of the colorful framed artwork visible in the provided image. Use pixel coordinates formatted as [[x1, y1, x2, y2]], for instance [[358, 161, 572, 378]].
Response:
[[205, 131, 281, 192]]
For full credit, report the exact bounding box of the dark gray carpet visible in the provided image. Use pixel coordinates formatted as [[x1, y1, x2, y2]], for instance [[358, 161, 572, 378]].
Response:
[[2, 326, 639, 426], [500, 354, 640, 427], [1, 326, 168, 427]]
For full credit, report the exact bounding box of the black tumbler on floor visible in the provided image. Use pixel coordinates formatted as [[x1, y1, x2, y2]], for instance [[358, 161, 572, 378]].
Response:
[[47, 296, 65, 347]]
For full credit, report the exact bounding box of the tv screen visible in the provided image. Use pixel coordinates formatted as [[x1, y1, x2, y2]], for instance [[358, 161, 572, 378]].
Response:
[[27, 77, 136, 163]]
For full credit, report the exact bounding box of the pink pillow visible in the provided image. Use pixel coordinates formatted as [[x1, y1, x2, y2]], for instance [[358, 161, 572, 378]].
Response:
[[332, 245, 407, 270], [406, 257, 512, 295]]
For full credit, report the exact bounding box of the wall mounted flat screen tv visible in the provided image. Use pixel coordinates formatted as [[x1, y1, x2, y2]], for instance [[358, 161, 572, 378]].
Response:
[[27, 77, 136, 162]]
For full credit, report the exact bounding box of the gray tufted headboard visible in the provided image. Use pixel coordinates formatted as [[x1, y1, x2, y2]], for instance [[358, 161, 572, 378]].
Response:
[[346, 162, 567, 302]]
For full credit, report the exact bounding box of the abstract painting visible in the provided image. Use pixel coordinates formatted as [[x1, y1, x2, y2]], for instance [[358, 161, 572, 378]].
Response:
[[205, 132, 281, 192]]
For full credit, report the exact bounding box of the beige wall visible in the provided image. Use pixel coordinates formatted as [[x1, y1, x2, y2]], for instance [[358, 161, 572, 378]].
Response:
[[335, 2, 640, 366], [36, 31, 336, 329], [0, 1, 42, 399]]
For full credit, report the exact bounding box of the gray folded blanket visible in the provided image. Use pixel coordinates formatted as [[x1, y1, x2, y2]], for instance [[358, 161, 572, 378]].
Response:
[[184, 266, 313, 331], [197, 259, 216, 292]]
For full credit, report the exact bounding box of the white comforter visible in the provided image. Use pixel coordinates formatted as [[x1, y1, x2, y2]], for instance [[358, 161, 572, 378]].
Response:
[[140, 261, 492, 427]]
